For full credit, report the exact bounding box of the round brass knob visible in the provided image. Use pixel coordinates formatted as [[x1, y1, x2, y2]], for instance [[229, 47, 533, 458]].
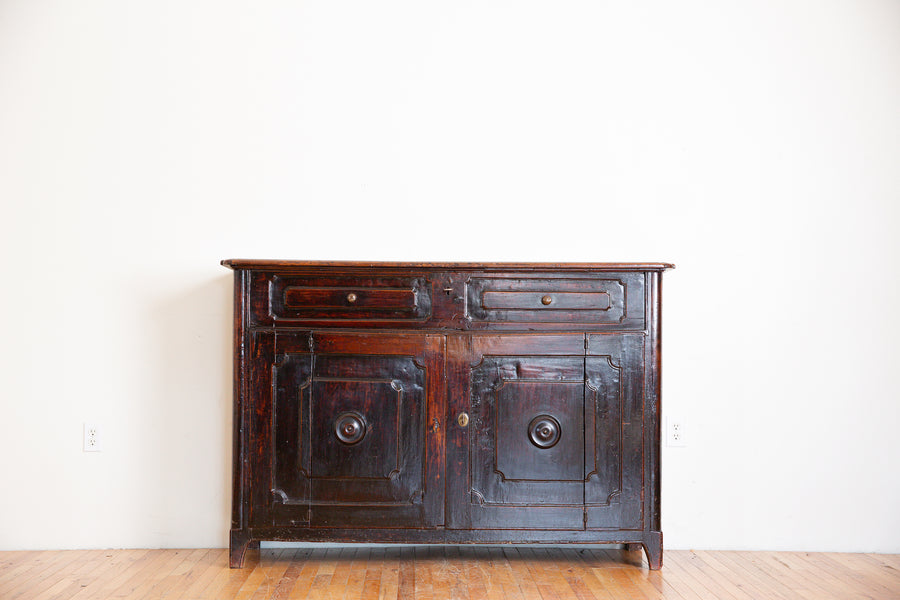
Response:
[[541, 295, 553, 305], [334, 412, 366, 444], [528, 415, 561, 448], [347, 292, 358, 303]]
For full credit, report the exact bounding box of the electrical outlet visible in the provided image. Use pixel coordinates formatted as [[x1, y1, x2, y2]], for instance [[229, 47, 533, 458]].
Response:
[[83, 422, 102, 452], [666, 417, 687, 447]]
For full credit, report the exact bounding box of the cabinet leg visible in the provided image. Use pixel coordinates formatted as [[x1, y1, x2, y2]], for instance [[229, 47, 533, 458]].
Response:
[[230, 529, 255, 568], [642, 531, 663, 570], [624, 543, 642, 552]]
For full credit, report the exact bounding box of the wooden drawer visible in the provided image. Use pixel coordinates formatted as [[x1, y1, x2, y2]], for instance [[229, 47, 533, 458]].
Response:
[[465, 274, 645, 328], [262, 274, 432, 323]]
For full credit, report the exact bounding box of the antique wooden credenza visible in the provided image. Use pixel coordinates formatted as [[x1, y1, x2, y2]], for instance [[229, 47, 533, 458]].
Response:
[[222, 260, 672, 569]]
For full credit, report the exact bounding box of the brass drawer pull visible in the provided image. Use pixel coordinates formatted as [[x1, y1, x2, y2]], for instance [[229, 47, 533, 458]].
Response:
[[347, 292, 358, 303], [541, 295, 553, 305]]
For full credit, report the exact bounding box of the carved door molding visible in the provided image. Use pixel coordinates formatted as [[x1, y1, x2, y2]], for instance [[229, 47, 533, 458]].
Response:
[[250, 331, 444, 529], [446, 334, 643, 531]]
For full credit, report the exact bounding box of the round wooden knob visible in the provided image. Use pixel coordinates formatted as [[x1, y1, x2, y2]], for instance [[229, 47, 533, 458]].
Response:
[[347, 293, 358, 303], [335, 412, 366, 444], [528, 415, 561, 448], [541, 295, 553, 305]]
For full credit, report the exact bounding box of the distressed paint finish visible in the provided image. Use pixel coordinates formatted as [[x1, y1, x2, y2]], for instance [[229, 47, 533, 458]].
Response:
[[223, 261, 672, 570]]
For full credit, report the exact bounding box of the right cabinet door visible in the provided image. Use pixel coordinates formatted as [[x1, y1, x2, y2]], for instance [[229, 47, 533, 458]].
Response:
[[448, 334, 643, 531]]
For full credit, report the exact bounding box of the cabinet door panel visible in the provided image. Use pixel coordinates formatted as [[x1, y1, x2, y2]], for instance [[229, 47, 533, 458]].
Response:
[[584, 334, 644, 530], [307, 353, 422, 514], [464, 348, 586, 529], [447, 334, 644, 532], [262, 332, 443, 528]]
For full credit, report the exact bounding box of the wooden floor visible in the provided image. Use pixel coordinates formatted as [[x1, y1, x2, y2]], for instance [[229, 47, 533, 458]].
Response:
[[1, 546, 898, 599]]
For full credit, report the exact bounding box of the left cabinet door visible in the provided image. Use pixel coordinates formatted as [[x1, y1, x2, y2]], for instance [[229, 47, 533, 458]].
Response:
[[248, 331, 445, 529]]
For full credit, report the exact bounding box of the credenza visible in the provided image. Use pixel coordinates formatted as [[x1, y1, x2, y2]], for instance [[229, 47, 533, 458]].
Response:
[[222, 260, 673, 569]]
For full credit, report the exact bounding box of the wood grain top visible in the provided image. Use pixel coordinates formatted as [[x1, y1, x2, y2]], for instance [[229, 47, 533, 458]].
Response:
[[221, 259, 675, 272]]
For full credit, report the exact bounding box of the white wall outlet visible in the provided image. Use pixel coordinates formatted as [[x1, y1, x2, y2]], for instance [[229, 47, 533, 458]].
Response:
[[83, 422, 102, 452], [666, 416, 687, 447]]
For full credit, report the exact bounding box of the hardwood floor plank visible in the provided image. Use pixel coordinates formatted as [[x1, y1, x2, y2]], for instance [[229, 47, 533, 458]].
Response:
[[428, 546, 453, 600], [2, 551, 65, 581], [1, 548, 898, 599], [321, 546, 353, 599], [612, 552, 675, 600], [485, 547, 522, 600], [377, 546, 401, 600], [256, 548, 300, 600], [28, 551, 115, 600], [286, 548, 329, 600], [735, 551, 823, 600], [787, 552, 870, 599], [587, 549, 652, 600], [340, 547, 369, 600], [667, 550, 750, 600], [413, 546, 437, 600], [772, 552, 860, 600], [358, 546, 384, 600], [0, 550, 52, 589], [305, 565, 332, 599], [561, 548, 618, 600], [397, 546, 416, 599], [811, 552, 900, 599], [115, 549, 199, 600], [537, 548, 596, 600], [632, 551, 705, 600], [445, 546, 467, 600], [460, 546, 488, 600], [43, 550, 120, 600], [472, 546, 504, 600], [504, 547, 543, 600], [1, 549, 89, 598], [107, 549, 185, 600], [181, 549, 239, 599], [203, 549, 283, 600], [691, 550, 788, 600], [228, 548, 277, 599]]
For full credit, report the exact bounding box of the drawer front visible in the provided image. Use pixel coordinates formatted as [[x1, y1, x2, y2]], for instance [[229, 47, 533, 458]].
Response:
[[263, 274, 432, 323], [465, 274, 644, 329]]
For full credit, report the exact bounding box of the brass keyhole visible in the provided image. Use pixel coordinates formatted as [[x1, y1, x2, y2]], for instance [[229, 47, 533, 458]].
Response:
[[457, 413, 469, 428]]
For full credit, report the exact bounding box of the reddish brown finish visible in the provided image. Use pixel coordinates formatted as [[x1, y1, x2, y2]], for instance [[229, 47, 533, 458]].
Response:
[[224, 260, 672, 570]]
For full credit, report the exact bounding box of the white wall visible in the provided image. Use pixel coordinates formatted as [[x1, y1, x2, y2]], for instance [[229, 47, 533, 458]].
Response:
[[1, 0, 898, 552]]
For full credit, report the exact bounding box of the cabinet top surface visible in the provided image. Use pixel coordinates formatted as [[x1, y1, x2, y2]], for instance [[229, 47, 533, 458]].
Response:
[[221, 259, 674, 272]]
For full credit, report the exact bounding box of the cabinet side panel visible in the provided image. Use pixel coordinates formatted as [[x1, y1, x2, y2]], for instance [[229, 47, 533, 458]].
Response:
[[646, 271, 663, 533], [232, 270, 248, 531]]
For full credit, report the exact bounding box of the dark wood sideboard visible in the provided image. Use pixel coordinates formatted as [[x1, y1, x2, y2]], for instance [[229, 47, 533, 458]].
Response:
[[222, 260, 673, 569]]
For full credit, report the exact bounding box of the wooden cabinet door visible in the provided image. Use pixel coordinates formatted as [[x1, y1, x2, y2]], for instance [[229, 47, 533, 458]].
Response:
[[250, 331, 444, 529], [447, 335, 586, 530], [446, 334, 644, 531]]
